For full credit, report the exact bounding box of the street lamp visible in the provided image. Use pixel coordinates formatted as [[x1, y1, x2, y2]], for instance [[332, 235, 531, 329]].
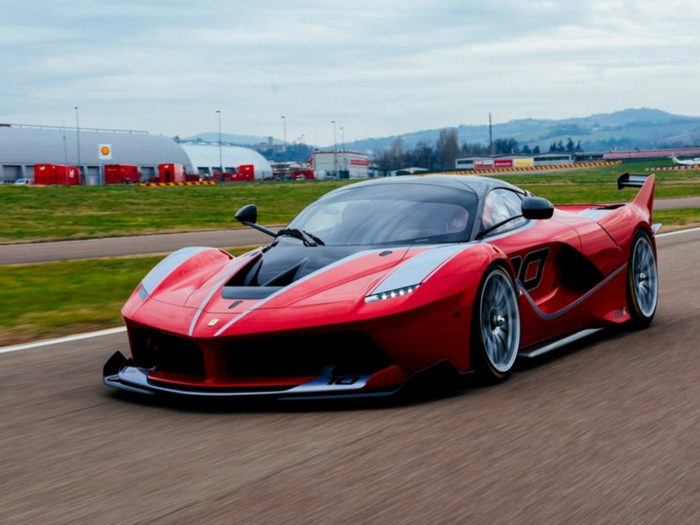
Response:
[[340, 126, 347, 175], [332, 120, 337, 177], [281, 116, 287, 153], [217, 110, 223, 175], [74, 106, 81, 178]]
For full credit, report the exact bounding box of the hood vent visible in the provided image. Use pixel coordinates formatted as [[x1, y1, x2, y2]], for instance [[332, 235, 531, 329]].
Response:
[[222, 253, 309, 300]]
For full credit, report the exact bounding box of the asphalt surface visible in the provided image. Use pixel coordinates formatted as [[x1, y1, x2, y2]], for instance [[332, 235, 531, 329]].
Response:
[[1, 231, 699, 524], [0, 227, 275, 265], [1, 196, 700, 265]]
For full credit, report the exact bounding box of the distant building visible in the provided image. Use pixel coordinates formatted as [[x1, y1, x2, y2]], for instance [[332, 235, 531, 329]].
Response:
[[0, 124, 272, 183], [312, 151, 369, 179], [179, 143, 272, 179], [455, 154, 573, 170], [0, 124, 190, 184]]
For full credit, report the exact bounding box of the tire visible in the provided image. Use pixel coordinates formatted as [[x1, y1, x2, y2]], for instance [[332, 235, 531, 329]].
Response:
[[470, 263, 521, 383], [626, 230, 659, 329]]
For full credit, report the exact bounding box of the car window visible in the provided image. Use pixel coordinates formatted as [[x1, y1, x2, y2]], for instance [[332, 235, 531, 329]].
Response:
[[287, 183, 478, 246], [480, 189, 527, 236]]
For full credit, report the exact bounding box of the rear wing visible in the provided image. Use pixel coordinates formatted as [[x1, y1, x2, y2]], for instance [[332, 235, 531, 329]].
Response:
[[617, 172, 648, 190], [596, 173, 659, 242]]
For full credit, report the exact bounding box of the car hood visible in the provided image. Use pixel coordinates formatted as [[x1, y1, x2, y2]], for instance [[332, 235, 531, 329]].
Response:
[[141, 242, 412, 311], [125, 240, 479, 338]]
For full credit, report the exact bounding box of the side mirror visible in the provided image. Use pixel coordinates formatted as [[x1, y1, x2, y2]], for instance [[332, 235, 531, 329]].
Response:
[[521, 196, 554, 220], [235, 204, 258, 224], [234, 204, 278, 239]]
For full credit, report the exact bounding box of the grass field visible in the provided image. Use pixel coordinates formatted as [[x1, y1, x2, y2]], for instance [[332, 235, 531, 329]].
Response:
[[0, 247, 252, 346], [1, 160, 699, 243]]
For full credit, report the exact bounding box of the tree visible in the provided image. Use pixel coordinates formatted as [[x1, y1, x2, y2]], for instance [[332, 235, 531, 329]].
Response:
[[533, 145, 541, 155], [494, 138, 519, 155], [521, 144, 532, 155], [436, 128, 460, 170], [412, 140, 436, 169]]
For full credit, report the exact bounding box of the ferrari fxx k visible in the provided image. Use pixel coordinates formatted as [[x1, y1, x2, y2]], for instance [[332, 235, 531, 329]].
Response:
[[104, 173, 659, 399]]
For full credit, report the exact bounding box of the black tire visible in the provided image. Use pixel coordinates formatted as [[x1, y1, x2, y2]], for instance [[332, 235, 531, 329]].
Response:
[[470, 263, 521, 384], [626, 229, 659, 329]]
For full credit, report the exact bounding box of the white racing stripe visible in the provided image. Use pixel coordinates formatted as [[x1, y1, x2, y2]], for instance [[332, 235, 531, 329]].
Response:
[[1, 226, 700, 354]]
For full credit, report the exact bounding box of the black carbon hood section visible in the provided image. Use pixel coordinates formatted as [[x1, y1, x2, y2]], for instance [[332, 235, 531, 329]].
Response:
[[226, 241, 371, 290]]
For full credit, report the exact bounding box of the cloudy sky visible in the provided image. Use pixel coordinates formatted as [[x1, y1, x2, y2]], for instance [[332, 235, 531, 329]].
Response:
[[1, 0, 699, 145]]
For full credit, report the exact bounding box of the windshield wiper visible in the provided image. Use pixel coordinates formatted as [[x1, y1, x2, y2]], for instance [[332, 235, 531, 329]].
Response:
[[276, 228, 324, 246], [476, 215, 524, 240]]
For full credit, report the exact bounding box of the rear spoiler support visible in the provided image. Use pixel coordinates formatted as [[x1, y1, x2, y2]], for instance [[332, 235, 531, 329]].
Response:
[[617, 173, 648, 190]]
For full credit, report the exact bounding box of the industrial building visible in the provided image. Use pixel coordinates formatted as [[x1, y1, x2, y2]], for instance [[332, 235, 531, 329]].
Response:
[[0, 124, 272, 183], [312, 151, 369, 179], [455, 154, 574, 170]]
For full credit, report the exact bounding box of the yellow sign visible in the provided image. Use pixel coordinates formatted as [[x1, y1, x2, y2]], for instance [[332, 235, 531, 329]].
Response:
[[514, 158, 534, 167], [98, 144, 112, 160]]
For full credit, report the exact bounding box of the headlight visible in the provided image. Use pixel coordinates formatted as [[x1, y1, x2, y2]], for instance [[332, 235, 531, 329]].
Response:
[[365, 284, 420, 303]]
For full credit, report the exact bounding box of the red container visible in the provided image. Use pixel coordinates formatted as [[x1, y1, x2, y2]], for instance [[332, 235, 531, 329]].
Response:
[[185, 174, 200, 182], [105, 164, 140, 184], [158, 163, 185, 183], [35, 164, 81, 185], [238, 164, 255, 181]]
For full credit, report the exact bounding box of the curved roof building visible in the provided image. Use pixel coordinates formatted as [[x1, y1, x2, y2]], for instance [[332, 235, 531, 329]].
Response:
[[180, 143, 272, 179], [0, 125, 192, 183], [0, 124, 273, 183]]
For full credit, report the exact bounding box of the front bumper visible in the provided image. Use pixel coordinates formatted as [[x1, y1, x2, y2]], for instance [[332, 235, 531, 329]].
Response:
[[103, 351, 404, 400]]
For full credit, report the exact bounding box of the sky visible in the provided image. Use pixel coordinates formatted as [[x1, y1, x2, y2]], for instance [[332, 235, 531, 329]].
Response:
[[1, 0, 699, 146]]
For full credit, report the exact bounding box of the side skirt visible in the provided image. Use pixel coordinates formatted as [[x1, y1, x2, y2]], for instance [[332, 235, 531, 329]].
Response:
[[518, 328, 604, 359]]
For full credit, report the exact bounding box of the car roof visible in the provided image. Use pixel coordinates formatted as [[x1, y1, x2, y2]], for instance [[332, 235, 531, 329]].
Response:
[[336, 174, 524, 200]]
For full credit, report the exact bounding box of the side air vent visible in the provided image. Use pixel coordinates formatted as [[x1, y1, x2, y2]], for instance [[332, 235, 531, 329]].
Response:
[[560, 245, 605, 293], [128, 329, 205, 376]]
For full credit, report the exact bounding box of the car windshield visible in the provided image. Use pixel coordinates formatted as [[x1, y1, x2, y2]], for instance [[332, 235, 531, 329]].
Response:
[[287, 183, 478, 246]]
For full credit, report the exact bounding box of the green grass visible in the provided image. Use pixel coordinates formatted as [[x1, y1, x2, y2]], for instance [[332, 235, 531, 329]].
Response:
[[654, 208, 700, 230], [0, 181, 354, 243], [0, 247, 252, 346], [1, 161, 699, 243]]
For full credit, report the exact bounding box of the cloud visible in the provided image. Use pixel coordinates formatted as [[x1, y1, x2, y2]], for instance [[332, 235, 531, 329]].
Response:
[[1, 0, 699, 144]]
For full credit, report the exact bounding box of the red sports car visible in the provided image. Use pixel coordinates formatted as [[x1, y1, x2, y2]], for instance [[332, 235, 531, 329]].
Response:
[[104, 173, 659, 399]]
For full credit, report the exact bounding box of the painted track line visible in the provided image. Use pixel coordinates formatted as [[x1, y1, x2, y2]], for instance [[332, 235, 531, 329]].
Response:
[[0, 226, 699, 355], [656, 226, 700, 238], [0, 327, 126, 355]]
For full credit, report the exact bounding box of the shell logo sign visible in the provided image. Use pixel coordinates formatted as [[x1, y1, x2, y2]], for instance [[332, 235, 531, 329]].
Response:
[[99, 144, 112, 160]]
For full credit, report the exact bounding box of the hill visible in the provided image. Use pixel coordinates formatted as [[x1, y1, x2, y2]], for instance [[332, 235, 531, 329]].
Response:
[[348, 108, 700, 153]]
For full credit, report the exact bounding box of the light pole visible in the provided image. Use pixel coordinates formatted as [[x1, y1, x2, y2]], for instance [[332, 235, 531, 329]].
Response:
[[217, 110, 223, 175], [74, 107, 81, 179], [332, 120, 337, 177], [340, 126, 346, 175], [281, 116, 287, 153], [62, 121, 68, 165]]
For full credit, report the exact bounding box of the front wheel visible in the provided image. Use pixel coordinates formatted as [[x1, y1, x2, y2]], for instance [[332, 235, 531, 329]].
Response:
[[470, 264, 521, 383], [626, 230, 658, 329]]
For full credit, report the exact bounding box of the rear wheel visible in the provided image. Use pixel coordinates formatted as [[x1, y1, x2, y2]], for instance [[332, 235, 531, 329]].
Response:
[[627, 230, 658, 329], [470, 264, 521, 383]]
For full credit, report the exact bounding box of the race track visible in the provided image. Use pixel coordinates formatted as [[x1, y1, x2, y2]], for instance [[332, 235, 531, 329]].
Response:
[[1, 231, 699, 524]]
